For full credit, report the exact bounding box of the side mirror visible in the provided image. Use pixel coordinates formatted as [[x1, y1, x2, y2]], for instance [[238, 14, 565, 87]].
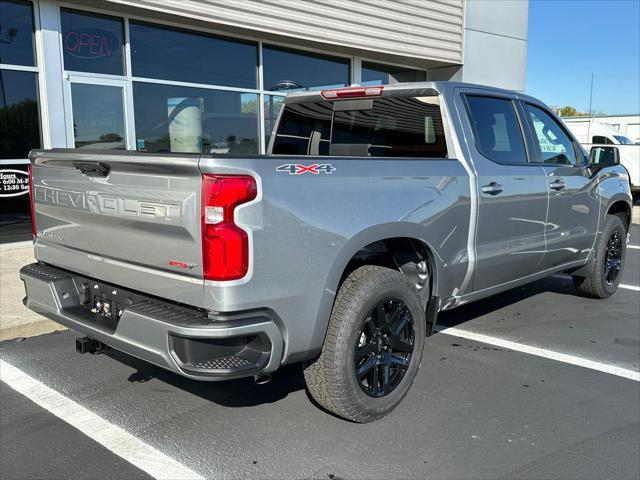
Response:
[[589, 146, 620, 166]]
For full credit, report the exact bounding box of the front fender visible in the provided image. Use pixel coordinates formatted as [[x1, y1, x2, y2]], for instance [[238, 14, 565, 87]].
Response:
[[596, 166, 633, 219], [571, 167, 631, 278]]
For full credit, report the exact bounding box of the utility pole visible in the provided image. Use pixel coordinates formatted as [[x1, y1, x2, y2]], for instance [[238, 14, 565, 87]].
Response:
[[587, 73, 594, 144]]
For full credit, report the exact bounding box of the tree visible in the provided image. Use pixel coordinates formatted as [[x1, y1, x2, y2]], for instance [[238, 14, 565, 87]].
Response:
[[552, 105, 607, 117], [557, 106, 588, 117]]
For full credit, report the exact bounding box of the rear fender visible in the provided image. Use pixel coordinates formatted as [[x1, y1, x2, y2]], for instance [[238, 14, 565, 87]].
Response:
[[308, 223, 443, 357]]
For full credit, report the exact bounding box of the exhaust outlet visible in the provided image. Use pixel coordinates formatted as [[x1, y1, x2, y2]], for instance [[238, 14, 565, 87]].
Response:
[[255, 374, 272, 385]]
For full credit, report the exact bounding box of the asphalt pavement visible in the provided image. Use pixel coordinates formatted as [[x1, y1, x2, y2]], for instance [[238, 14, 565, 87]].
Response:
[[1, 226, 639, 480]]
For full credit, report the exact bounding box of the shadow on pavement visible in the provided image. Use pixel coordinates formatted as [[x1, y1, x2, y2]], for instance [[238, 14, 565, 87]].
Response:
[[105, 348, 307, 408], [437, 275, 580, 329]]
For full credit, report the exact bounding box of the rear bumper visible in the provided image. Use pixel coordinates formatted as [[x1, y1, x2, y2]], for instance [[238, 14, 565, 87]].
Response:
[[20, 263, 284, 381]]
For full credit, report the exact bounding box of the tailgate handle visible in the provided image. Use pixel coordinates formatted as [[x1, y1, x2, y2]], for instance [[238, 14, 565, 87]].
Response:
[[73, 161, 110, 177]]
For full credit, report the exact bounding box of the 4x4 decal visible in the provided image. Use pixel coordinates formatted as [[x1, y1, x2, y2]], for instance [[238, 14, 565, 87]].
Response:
[[276, 164, 336, 175]]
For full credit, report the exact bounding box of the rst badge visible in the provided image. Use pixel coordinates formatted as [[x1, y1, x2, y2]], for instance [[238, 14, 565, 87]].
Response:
[[276, 164, 335, 175]]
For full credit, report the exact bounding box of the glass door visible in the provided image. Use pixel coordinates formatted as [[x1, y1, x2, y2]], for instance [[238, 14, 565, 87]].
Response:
[[63, 75, 133, 150]]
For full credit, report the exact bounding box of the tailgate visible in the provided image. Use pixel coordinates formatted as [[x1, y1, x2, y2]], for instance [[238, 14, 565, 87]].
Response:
[[30, 150, 204, 307]]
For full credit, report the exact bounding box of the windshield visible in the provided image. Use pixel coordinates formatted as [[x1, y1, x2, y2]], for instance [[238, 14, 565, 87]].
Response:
[[613, 135, 635, 145]]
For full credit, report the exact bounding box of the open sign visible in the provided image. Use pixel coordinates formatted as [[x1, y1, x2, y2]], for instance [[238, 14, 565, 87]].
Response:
[[64, 28, 119, 59]]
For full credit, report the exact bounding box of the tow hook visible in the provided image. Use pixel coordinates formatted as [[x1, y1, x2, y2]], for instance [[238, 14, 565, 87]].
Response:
[[75, 336, 109, 355]]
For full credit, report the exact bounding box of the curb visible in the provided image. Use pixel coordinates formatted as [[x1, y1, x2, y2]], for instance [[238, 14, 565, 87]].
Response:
[[0, 320, 65, 342], [0, 240, 33, 252], [0, 242, 66, 341]]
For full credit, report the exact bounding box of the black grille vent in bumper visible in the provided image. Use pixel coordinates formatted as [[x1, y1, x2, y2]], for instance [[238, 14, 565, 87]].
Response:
[[190, 356, 253, 370]]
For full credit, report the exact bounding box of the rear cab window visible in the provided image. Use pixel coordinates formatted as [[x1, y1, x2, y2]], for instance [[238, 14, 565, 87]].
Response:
[[272, 94, 447, 158]]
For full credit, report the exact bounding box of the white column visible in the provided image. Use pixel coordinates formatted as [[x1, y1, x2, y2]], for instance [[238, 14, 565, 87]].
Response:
[[351, 57, 362, 86], [35, 0, 68, 148]]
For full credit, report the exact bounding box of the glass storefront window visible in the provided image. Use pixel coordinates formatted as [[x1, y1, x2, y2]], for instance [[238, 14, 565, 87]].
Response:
[[130, 21, 257, 88], [61, 9, 125, 75], [1, 1, 38, 242], [70, 83, 125, 149], [263, 46, 349, 92], [133, 82, 259, 154], [0, 69, 40, 158], [0, 0, 35, 66], [361, 61, 426, 85]]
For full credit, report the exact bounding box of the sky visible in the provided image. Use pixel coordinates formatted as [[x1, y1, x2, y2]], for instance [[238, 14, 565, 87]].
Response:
[[526, 0, 640, 115]]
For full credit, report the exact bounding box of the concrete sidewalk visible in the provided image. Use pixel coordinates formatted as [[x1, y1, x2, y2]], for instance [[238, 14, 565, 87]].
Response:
[[0, 242, 65, 341]]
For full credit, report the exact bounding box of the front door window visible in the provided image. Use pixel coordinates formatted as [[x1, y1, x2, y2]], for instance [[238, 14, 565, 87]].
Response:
[[526, 104, 578, 165]]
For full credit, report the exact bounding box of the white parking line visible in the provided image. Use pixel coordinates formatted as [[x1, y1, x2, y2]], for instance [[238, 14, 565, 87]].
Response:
[[628, 245, 640, 250], [620, 284, 640, 291], [0, 359, 204, 480], [435, 327, 640, 382]]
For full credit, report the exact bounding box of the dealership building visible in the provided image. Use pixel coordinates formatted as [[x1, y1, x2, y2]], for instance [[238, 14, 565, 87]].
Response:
[[0, 0, 528, 241]]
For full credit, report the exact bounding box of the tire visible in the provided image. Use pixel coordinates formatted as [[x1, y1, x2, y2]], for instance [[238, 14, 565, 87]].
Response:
[[304, 265, 426, 423], [573, 214, 627, 299]]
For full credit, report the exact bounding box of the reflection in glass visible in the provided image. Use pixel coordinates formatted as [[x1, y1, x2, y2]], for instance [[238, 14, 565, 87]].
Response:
[[133, 82, 258, 154], [70, 83, 125, 149], [264, 95, 284, 149], [61, 9, 124, 75], [361, 61, 426, 86], [0, 69, 40, 158], [526, 104, 577, 165], [263, 46, 349, 92], [0, 0, 36, 66], [130, 21, 257, 88]]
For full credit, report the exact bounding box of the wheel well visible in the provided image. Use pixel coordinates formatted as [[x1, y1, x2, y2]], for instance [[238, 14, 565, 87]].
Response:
[[340, 237, 435, 308], [607, 201, 631, 232]]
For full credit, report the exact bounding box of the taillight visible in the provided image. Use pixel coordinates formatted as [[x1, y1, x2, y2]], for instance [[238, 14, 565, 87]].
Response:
[[201, 175, 257, 281], [28, 164, 36, 239], [320, 86, 384, 99]]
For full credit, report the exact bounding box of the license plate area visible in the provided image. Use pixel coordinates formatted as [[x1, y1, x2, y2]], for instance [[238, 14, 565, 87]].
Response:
[[66, 276, 148, 333]]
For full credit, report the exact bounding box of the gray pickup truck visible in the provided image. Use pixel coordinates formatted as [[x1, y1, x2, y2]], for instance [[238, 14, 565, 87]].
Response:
[[22, 82, 632, 422]]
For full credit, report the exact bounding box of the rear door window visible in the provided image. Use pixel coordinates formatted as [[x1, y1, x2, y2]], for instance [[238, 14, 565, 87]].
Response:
[[272, 96, 447, 158], [465, 95, 528, 164]]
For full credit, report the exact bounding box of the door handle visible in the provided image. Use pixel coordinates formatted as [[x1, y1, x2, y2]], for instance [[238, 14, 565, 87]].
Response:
[[481, 182, 504, 195], [549, 180, 566, 191]]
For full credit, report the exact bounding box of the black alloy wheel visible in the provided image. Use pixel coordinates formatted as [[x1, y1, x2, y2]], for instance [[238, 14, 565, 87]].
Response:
[[573, 214, 626, 299], [304, 265, 426, 423], [354, 298, 415, 398], [604, 230, 623, 286]]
